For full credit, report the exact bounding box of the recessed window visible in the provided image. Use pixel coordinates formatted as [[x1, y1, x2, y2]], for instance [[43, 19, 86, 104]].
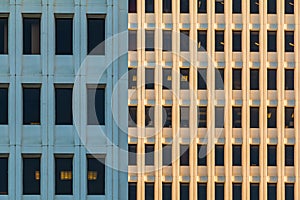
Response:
[[198, 106, 207, 128], [145, 183, 154, 200], [250, 107, 259, 128], [128, 0, 137, 13], [128, 106, 137, 127], [163, 30, 172, 51], [197, 144, 207, 166], [180, 183, 189, 200], [0, 157, 8, 195], [87, 87, 105, 125], [128, 30, 137, 51], [145, 30, 154, 51], [233, 107, 242, 128], [163, 68, 172, 90], [267, 69, 277, 90], [197, 30, 207, 51], [180, 68, 189, 90], [197, 183, 207, 200], [285, 0, 294, 14], [215, 0, 224, 13], [0, 87, 8, 124], [250, 69, 259, 90], [197, 69, 207, 90], [285, 69, 294, 90], [215, 106, 224, 128], [250, 183, 259, 200], [162, 144, 172, 166], [55, 87, 73, 125], [23, 87, 40, 125], [180, 0, 189, 13], [0, 18, 8, 54], [267, 183, 277, 200], [23, 156, 40, 195], [145, 144, 154, 165], [267, 107, 277, 128], [285, 31, 294, 52], [55, 156, 73, 195], [145, 0, 154, 13], [267, 0, 276, 14], [215, 68, 224, 90], [250, 145, 259, 166], [232, 69, 242, 90], [87, 16, 105, 55], [250, 0, 259, 14], [215, 145, 224, 166], [285, 184, 294, 200], [180, 30, 190, 51], [250, 31, 259, 52], [128, 144, 137, 165], [233, 0, 242, 13], [285, 145, 294, 166], [128, 182, 137, 200], [198, 0, 207, 13], [232, 31, 242, 51], [55, 17, 73, 55], [180, 106, 189, 128], [215, 183, 224, 200], [180, 144, 189, 166], [87, 156, 105, 195], [267, 145, 277, 166], [128, 68, 137, 89], [145, 68, 154, 89], [267, 31, 277, 52], [285, 107, 294, 128], [233, 183, 242, 200], [162, 106, 172, 128], [215, 31, 224, 51], [145, 106, 154, 127], [163, 0, 172, 13], [163, 183, 172, 199], [23, 17, 40, 54], [232, 145, 242, 166]]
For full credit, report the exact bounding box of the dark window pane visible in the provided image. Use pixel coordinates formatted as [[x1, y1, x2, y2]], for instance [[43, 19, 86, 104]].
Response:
[[215, 107, 224, 128], [163, 68, 172, 90], [267, 31, 277, 52], [250, 69, 259, 90], [23, 18, 40, 54], [198, 30, 207, 51], [198, 0, 207, 13], [215, 183, 224, 200], [233, 31, 242, 51], [250, 0, 259, 14], [197, 183, 207, 200], [285, 31, 294, 52], [0, 157, 8, 195], [233, 107, 242, 128], [180, 145, 189, 166], [180, 183, 189, 200], [215, 145, 224, 166], [162, 106, 172, 128], [233, 0, 242, 13], [197, 145, 207, 166], [180, 106, 189, 128], [145, 183, 154, 200], [87, 157, 105, 195], [180, 30, 190, 51], [250, 31, 259, 52], [267, 0, 276, 14], [0, 18, 8, 54], [163, 30, 172, 51], [145, 106, 154, 127], [285, 69, 294, 90], [55, 87, 73, 125], [163, 144, 172, 166], [233, 69, 242, 90], [250, 183, 259, 200], [55, 18, 73, 55], [250, 107, 259, 128], [128, 30, 137, 51], [128, 0, 137, 13], [215, 0, 224, 13], [267, 107, 277, 128], [180, 68, 189, 90], [285, 0, 294, 14], [250, 145, 259, 166], [129, 68, 137, 89], [233, 183, 242, 200], [0, 88, 8, 124], [55, 157, 73, 195], [267, 69, 277, 90], [267, 184, 276, 200], [215, 31, 224, 51], [145, 0, 154, 13], [87, 17, 105, 55], [285, 107, 294, 128], [128, 106, 137, 127], [23, 157, 40, 195], [163, 0, 172, 13], [145, 30, 154, 51], [197, 69, 207, 90], [267, 145, 277, 166], [87, 87, 105, 125], [23, 87, 40, 125], [285, 145, 294, 166], [128, 144, 137, 165], [198, 106, 207, 128], [180, 0, 189, 13], [215, 68, 224, 90], [162, 183, 172, 200], [285, 184, 294, 200], [145, 68, 155, 89], [145, 144, 154, 165], [232, 145, 242, 166], [129, 182, 137, 200]]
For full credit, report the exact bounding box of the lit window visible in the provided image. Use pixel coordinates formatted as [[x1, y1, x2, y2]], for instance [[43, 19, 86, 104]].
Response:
[[180, 68, 190, 90], [215, 0, 224, 13], [145, 106, 155, 127], [215, 106, 224, 128], [87, 87, 105, 125], [250, 31, 259, 52], [197, 145, 207, 166], [233, 183, 242, 200], [233, 31, 242, 51], [163, 30, 172, 51], [250, 183, 259, 200], [128, 0, 137, 13], [285, 69, 294, 90], [163, 183, 172, 199], [267, 0, 276, 14], [232, 145, 242, 166], [285, 107, 294, 128], [197, 69, 207, 90], [250, 107, 259, 128], [198, 0, 207, 13], [128, 30, 137, 51], [180, 0, 189, 13], [163, 0, 172, 13], [163, 68, 172, 90], [267, 31, 277, 52], [180, 30, 190, 51], [250, 69, 259, 90], [23, 87, 40, 125], [215, 145, 224, 166], [233, 107, 242, 128], [87, 156, 105, 195], [23, 17, 40, 54], [267, 183, 277, 200], [145, 144, 154, 165], [285, 31, 294, 52], [55, 17, 73, 55], [180, 144, 189, 166], [23, 156, 40, 195], [215, 68, 224, 90], [128, 68, 137, 89], [267, 145, 277, 166], [0, 17, 8, 54], [197, 30, 207, 51], [55, 156, 73, 195], [267, 107, 277, 128], [180, 106, 189, 128], [128, 106, 137, 127], [87, 16, 105, 55], [145, 0, 154, 13], [250, 0, 259, 14], [215, 183, 224, 200], [198, 106, 207, 128], [55, 87, 73, 125], [285, 184, 294, 200], [162, 106, 172, 128], [232, 69, 242, 90], [267, 69, 277, 90], [285, 145, 294, 166], [215, 31, 224, 51], [128, 144, 137, 165], [180, 183, 189, 200], [285, 0, 294, 14], [145, 30, 154, 51], [250, 145, 259, 166], [145, 68, 154, 89], [145, 183, 154, 200], [128, 182, 137, 200], [197, 183, 207, 200], [0, 157, 8, 195], [0, 87, 8, 124], [162, 144, 172, 166]]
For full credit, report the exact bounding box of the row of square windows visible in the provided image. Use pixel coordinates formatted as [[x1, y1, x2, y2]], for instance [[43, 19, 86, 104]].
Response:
[[0, 85, 105, 125], [128, 30, 295, 52], [0, 16, 105, 55], [129, 0, 295, 14], [0, 155, 105, 195]]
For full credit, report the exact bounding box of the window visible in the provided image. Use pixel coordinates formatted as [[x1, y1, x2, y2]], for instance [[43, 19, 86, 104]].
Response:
[[215, 183, 224, 200], [180, 144, 189, 166], [267, 31, 277, 52], [250, 183, 259, 200], [145, 106, 154, 127], [23, 17, 40, 54], [233, 107, 242, 128], [87, 16, 105, 55], [233, 183, 242, 200], [233, 0, 242, 13], [197, 145, 207, 166], [232, 69, 242, 90], [232, 145, 242, 166], [180, 0, 189, 13], [145, 144, 154, 165], [250, 31, 259, 52], [197, 69, 207, 90], [267, 145, 277, 166], [198, 0, 207, 13], [285, 0, 294, 14], [215, 68, 224, 90], [129, 182, 137, 200], [128, 30, 137, 51], [23, 87, 40, 125], [180, 68, 189, 90], [128, 68, 137, 89], [285, 69, 294, 90], [55, 87, 73, 125], [0, 157, 8, 195], [285, 145, 294, 166], [163, 0, 172, 13], [145, 30, 154, 51], [198, 183, 207, 200], [163, 183, 172, 200], [180, 183, 189, 200], [267, 0, 276, 14], [128, 144, 137, 165], [180, 106, 189, 128], [285, 31, 294, 52], [267, 69, 277, 90], [0, 18, 8, 54], [162, 106, 172, 128], [250, 145, 259, 166], [267, 107, 277, 128], [23, 156, 40, 195], [215, 145, 224, 166], [215, 107, 224, 128], [180, 30, 190, 51], [197, 30, 207, 51], [250, 107, 259, 128], [250, 69, 259, 90], [215, 0, 224, 13], [198, 106, 207, 128], [163, 68, 172, 90], [55, 156, 73, 195], [267, 183, 276, 200], [232, 31, 242, 51], [0, 87, 8, 124], [87, 156, 105, 195], [162, 144, 172, 166], [145, 183, 154, 200], [163, 30, 172, 51], [250, 0, 259, 14], [128, 106, 137, 127], [87, 87, 105, 125], [145, 0, 154, 13], [285, 184, 294, 200], [128, 0, 137, 13], [285, 107, 294, 128], [55, 17, 73, 55], [145, 68, 154, 89], [215, 31, 224, 51]]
